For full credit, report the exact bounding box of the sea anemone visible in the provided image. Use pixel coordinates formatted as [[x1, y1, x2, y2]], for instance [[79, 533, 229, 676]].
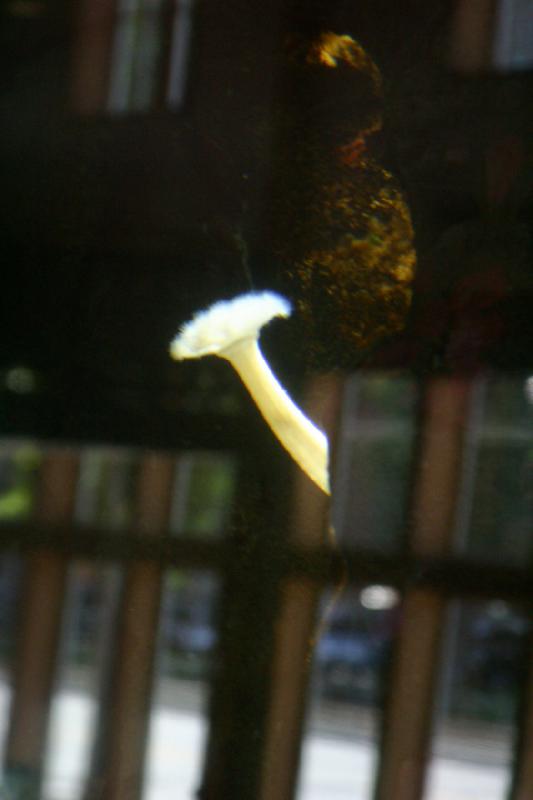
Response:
[[170, 292, 330, 494]]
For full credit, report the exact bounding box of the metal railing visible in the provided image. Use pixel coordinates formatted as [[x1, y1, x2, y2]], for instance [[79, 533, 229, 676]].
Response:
[[0, 372, 531, 800]]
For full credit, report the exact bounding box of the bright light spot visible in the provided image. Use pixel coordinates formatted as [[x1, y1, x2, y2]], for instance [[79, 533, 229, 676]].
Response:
[[360, 585, 399, 611], [487, 600, 510, 620], [524, 376, 533, 404], [5, 366, 36, 394]]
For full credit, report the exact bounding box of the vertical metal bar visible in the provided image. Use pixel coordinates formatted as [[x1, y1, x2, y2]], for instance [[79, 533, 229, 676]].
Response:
[[375, 376, 472, 800], [85, 452, 175, 800], [197, 447, 287, 800], [4, 447, 79, 798], [409, 378, 473, 558], [258, 576, 322, 800], [258, 373, 344, 800]]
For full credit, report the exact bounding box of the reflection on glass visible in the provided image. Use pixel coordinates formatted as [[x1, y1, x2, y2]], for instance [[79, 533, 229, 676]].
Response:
[[42, 561, 122, 800], [427, 600, 530, 800], [74, 447, 236, 538], [0, 440, 41, 521], [297, 586, 399, 800], [144, 570, 219, 800], [75, 446, 141, 531], [169, 453, 236, 538], [107, 0, 194, 113], [461, 375, 533, 563], [166, 0, 194, 108], [0, 442, 41, 764], [0, 554, 23, 767], [108, 0, 165, 113], [333, 373, 416, 550], [492, 0, 533, 71]]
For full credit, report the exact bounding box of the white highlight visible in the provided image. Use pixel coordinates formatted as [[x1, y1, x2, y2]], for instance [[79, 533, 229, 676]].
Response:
[[360, 585, 399, 611], [171, 292, 291, 359], [170, 292, 330, 495]]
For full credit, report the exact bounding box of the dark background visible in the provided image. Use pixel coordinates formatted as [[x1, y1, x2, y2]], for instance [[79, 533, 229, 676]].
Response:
[[2, 0, 532, 445]]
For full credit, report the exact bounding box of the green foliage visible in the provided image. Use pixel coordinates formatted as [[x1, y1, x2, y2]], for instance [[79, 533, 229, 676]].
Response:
[[0, 444, 41, 521]]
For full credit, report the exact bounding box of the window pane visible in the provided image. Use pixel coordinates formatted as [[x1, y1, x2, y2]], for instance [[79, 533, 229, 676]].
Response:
[[169, 453, 237, 538], [42, 561, 122, 800], [333, 374, 416, 550], [426, 600, 530, 800], [108, 0, 165, 113], [0, 442, 42, 765], [75, 446, 141, 530], [144, 570, 219, 799], [130, 2, 165, 111], [166, 0, 194, 108], [493, 0, 533, 71], [297, 585, 399, 800], [0, 554, 24, 766], [464, 375, 533, 563]]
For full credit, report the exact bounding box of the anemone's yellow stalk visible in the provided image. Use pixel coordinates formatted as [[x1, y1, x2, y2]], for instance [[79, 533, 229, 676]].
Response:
[[170, 292, 330, 495], [223, 338, 329, 493]]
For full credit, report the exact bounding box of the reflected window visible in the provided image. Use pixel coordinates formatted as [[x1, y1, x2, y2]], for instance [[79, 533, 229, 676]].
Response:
[[71, 0, 194, 114], [334, 373, 533, 562], [169, 452, 237, 538], [73, 446, 236, 538], [493, 0, 533, 71], [0, 554, 23, 766], [0, 442, 41, 755], [108, 0, 194, 113], [41, 561, 122, 800], [460, 375, 533, 563], [427, 600, 530, 800], [298, 586, 399, 800], [75, 446, 141, 531], [333, 373, 417, 551], [449, 0, 533, 72], [145, 570, 219, 800]]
